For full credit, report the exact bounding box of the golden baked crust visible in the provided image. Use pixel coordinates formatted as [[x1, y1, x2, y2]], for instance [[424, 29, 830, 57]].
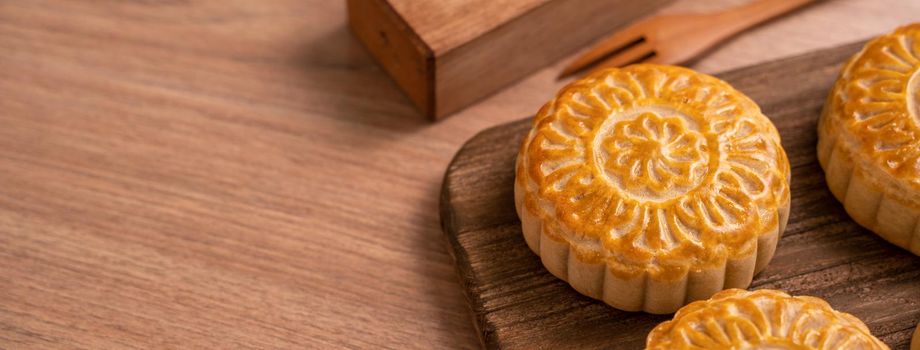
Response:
[[515, 64, 790, 313], [817, 23, 920, 255], [646, 289, 889, 350]]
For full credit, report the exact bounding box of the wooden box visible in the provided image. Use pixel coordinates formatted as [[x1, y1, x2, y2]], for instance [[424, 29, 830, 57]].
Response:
[[347, 0, 673, 119]]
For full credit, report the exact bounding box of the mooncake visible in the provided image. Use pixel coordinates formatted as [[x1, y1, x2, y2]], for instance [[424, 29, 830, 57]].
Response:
[[515, 64, 790, 313], [818, 23, 920, 255], [646, 289, 889, 350]]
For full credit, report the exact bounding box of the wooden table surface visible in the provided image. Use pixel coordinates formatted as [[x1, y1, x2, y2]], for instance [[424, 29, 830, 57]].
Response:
[[1, 1, 918, 348]]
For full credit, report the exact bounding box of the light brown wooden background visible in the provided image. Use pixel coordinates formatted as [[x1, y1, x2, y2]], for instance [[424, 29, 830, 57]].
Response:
[[1, 1, 918, 348]]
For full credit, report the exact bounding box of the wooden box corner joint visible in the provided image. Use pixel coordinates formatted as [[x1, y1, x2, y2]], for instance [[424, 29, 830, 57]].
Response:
[[347, 0, 672, 120]]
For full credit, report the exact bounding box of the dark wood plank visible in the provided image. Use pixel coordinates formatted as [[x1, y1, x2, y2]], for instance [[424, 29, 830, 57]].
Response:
[[440, 41, 920, 349]]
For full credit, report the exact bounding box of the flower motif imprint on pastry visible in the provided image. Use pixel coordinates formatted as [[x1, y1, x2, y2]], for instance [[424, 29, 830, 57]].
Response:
[[599, 111, 709, 201], [834, 24, 920, 180], [520, 65, 789, 273], [646, 289, 890, 350]]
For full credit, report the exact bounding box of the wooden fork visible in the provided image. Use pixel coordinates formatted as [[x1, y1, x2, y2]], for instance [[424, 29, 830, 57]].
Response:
[[559, 0, 817, 79]]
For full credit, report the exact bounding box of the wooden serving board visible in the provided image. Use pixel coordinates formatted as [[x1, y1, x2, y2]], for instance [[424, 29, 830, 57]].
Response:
[[440, 41, 920, 349]]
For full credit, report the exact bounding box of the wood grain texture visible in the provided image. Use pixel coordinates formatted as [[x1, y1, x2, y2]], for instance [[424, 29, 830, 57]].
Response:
[[1, 0, 919, 348], [431, 0, 671, 117], [386, 0, 549, 54], [441, 42, 920, 349], [348, 0, 433, 115], [349, 0, 671, 118]]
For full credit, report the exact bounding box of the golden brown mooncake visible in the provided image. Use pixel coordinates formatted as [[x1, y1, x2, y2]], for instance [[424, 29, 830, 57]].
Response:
[[818, 23, 920, 255], [514, 64, 790, 314], [646, 289, 889, 350]]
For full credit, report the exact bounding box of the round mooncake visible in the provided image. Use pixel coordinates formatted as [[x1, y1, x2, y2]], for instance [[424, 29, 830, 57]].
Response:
[[818, 23, 920, 255], [515, 64, 790, 313], [646, 289, 889, 350]]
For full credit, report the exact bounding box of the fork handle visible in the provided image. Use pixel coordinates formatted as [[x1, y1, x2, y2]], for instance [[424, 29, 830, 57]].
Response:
[[716, 0, 817, 34]]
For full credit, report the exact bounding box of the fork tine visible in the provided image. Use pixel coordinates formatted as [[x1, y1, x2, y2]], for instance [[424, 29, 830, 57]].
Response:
[[585, 42, 654, 75], [559, 22, 648, 79]]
